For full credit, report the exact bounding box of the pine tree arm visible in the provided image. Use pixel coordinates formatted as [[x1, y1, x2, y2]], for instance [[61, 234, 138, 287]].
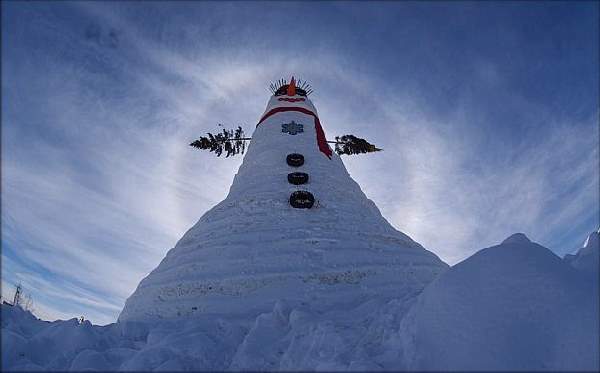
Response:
[[190, 128, 381, 157]]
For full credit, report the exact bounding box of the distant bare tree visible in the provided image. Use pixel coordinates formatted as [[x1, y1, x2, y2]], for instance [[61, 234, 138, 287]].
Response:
[[10, 283, 34, 312], [23, 293, 34, 312], [12, 283, 22, 307]]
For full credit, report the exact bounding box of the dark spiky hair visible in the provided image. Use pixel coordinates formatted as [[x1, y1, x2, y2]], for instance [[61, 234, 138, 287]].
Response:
[[268, 78, 313, 96]]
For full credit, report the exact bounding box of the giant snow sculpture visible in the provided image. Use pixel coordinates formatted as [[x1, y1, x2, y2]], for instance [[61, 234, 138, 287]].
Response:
[[119, 78, 448, 321]]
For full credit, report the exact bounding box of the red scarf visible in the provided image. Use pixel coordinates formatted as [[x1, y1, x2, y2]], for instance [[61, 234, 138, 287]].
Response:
[[257, 106, 333, 159]]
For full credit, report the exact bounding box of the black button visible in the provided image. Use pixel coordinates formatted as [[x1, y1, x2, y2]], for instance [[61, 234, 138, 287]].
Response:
[[286, 153, 304, 167], [288, 172, 309, 185], [290, 190, 315, 209]]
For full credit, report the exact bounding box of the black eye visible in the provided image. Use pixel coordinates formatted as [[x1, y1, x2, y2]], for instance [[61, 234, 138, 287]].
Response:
[[275, 85, 288, 96], [295, 88, 307, 97]]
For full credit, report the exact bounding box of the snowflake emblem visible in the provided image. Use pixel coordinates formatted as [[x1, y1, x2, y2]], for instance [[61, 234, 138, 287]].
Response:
[[281, 121, 304, 135]]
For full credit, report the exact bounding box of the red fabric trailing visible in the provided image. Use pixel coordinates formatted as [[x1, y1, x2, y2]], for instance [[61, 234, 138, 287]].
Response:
[[257, 106, 333, 159], [313, 116, 332, 159]]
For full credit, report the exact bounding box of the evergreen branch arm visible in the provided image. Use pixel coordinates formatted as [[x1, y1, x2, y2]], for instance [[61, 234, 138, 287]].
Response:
[[190, 126, 250, 157], [190, 128, 381, 158], [330, 135, 382, 155]]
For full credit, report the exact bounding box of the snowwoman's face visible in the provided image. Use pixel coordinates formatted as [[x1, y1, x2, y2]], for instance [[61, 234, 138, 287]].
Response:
[[264, 82, 318, 115]]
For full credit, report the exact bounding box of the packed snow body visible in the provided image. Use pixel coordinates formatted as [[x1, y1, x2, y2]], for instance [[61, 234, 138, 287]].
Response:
[[397, 233, 599, 371], [119, 88, 447, 321]]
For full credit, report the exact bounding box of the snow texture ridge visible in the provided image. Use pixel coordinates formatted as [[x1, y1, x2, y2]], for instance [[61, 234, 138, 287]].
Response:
[[501, 232, 531, 244], [118, 94, 448, 322]]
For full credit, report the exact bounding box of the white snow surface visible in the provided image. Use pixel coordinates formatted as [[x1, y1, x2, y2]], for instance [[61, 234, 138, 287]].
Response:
[[119, 95, 447, 322], [3, 233, 598, 371]]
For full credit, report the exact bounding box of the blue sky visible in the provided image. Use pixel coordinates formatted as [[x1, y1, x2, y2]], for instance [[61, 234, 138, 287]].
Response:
[[2, 1, 598, 324]]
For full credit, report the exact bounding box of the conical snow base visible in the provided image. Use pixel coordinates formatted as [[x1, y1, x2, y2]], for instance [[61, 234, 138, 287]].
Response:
[[119, 92, 447, 321]]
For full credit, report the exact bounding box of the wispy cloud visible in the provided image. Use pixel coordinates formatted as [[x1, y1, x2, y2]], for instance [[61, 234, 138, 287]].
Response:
[[339, 71, 598, 264]]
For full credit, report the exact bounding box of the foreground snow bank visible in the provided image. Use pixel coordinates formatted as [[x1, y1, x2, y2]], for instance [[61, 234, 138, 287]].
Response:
[[1, 303, 250, 371], [398, 233, 599, 371], [3, 232, 598, 371], [2, 296, 415, 371]]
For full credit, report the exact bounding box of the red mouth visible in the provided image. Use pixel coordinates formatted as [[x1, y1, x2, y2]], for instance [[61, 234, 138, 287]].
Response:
[[278, 97, 305, 102]]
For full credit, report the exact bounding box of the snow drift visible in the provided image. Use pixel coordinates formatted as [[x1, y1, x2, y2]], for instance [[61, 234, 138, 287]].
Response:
[[564, 228, 599, 277], [397, 233, 599, 371]]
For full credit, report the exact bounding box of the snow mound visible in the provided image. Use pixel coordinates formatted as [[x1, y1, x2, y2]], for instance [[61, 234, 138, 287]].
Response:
[[565, 228, 599, 276], [397, 234, 599, 371], [1, 298, 419, 371], [1, 303, 247, 371], [501, 232, 531, 244]]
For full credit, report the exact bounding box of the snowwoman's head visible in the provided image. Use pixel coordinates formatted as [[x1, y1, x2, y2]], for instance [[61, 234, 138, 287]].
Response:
[[271, 77, 312, 97], [264, 77, 318, 114]]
